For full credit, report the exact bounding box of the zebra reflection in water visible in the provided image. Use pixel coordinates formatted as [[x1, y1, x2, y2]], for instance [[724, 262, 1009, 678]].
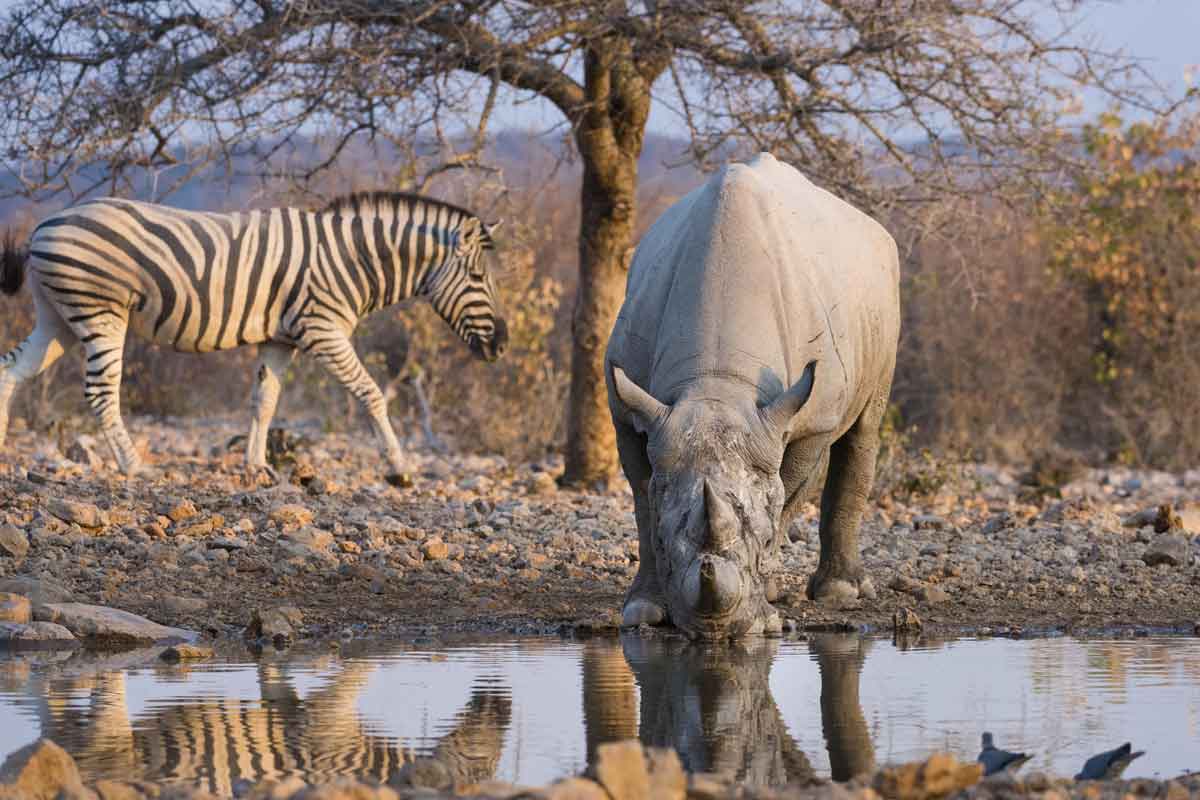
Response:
[[20, 652, 511, 795]]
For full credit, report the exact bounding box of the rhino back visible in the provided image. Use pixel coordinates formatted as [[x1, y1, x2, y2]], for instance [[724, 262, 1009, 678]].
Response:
[[609, 153, 899, 435]]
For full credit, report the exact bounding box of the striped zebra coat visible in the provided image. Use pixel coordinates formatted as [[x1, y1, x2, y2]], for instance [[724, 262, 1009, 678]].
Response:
[[0, 192, 508, 480]]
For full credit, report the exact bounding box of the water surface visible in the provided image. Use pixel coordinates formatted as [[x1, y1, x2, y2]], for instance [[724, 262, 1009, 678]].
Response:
[[1, 635, 1197, 794]]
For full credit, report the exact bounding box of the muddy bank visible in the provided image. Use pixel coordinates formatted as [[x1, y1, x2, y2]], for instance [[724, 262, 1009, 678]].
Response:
[[1, 417, 1199, 641]]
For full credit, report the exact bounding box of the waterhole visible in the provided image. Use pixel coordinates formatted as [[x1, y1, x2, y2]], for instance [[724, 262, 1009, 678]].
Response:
[[1, 634, 1197, 793]]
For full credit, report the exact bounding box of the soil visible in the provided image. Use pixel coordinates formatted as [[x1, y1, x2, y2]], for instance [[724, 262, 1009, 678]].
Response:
[[1, 416, 1199, 642]]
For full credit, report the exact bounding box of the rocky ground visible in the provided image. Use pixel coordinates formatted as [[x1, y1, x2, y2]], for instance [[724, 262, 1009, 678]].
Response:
[[3, 735, 1198, 800], [2, 416, 1199, 643]]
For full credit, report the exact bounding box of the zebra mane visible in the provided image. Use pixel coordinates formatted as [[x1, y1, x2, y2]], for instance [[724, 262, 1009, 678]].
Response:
[[320, 191, 495, 249]]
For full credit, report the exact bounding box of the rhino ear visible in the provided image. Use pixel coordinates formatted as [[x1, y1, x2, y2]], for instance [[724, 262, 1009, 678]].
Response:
[[761, 360, 816, 434], [611, 365, 668, 434]]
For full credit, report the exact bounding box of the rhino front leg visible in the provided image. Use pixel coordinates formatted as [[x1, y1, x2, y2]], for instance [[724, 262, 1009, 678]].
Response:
[[615, 421, 667, 626], [807, 391, 887, 604]]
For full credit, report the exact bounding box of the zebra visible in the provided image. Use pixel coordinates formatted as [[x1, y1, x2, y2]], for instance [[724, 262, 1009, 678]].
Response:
[[0, 191, 508, 482]]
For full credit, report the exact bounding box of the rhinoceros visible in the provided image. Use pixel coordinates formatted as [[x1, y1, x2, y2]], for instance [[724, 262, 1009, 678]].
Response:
[[605, 152, 900, 638]]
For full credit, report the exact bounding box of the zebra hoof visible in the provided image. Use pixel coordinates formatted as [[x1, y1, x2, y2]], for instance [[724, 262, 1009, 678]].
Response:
[[385, 472, 414, 489], [245, 464, 280, 487]]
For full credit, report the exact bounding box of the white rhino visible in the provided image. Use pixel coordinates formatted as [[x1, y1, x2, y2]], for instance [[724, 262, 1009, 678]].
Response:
[[605, 152, 900, 638]]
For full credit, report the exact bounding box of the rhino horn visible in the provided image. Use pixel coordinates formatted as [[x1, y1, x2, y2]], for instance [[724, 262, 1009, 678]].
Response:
[[761, 360, 817, 433], [703, 479, 738, 553], [612, 366, 668, 433], [695, 555, 741, 615]]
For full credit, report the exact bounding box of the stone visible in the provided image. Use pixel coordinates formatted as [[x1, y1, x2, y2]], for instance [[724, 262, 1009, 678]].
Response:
[[46, 498, 108, 529], [916, 585, 950, 604], [1143, 534, 1191, 567], [913, 514, 947, 530], [421, 538, 450, 561], [873, 752, 983, 800], [526, 472, 558, 495], [391, 759, 451, 790], [0, 578, 71, 610], [686, 773, 731, 800], [240, 776, 307, 800], [35, 603, 195, 646], [293, 778, 399, 800], [277, 527, 335, 560], [0, 622, 78, 649], [537, 778, 609, 800], [269, 504, 314, 528], [645, 747, 686, 800], [591, 740, 649, 800], [92, 779, 161, 800], [248, 606, 303, 642], [0, 594, 32, 624], [0, 739, 87, 800], [64, 434, 103, 469], [160, 644, 215, 662], [0, 526, 29, 560]]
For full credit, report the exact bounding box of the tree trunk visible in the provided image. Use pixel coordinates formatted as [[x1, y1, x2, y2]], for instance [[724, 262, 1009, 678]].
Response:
[[560, 38, 653, 488]]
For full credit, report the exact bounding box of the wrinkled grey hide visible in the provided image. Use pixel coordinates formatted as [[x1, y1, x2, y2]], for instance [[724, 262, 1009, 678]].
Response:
[[605, 152, 900, 638]]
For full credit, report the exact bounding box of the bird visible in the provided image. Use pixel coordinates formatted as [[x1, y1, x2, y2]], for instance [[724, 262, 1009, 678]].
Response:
[[977, 732, 1033, 776], [1075, 742, 1145, 780]]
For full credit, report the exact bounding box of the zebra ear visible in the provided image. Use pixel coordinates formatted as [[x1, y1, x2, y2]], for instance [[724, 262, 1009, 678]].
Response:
[[483, 221, 502, 246]]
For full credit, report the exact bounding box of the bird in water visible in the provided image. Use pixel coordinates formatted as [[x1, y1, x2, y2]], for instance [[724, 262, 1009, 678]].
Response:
[[977, 732, 1033, 776], [1075, 742, 1145, 780]]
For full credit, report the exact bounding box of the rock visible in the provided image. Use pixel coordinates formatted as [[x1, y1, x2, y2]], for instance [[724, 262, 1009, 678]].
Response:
[[248, 606, 303, 643], [0, 577, 72, 610], [1143, 534, 1191, 567], [161, 644, 215, 662], [35, 603, 195, 646], [269, 504, 314, 528], [0, 739, 87, 800], [0, 622, 79, 649], [889, 574, 919, 595], [538, 777, 609, 800], [46, 498, 108, 529], [913, 514, 947, 531], [873, 752, 983, 799], [64, 434, 103, 469], [240, 776, 308, 800], [293, 778, 399, 800], [526, 472, 558, 495], [391, 759, 451, 791], [645, 747, 686, 800], [0, 525, 29, 560], [916, 585, 950, 604], [277, 527, 334, 559], [591, 740, 649, 800], [159, 594, 210, 617], [421, 538, 450, 561], [0, 593, 32, 624]]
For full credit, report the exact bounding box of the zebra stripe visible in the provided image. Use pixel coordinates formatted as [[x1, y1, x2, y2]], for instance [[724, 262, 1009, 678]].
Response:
[[0, 192, 507, 476]]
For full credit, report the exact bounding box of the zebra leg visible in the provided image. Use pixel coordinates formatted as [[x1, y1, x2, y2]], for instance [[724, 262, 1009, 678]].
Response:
[[81, 332, 141, 475], [303, 332, 411, 481], [247, 342, 295, 470], [0, 293, 75, 448]]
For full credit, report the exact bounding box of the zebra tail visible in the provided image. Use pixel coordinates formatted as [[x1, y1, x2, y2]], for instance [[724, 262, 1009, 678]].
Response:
[[0, 229, 28, 296]]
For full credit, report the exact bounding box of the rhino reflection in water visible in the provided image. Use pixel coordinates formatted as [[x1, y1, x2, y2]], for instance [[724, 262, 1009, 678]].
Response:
[[581, 634, 875, 784], [21, 651, 511, 795]]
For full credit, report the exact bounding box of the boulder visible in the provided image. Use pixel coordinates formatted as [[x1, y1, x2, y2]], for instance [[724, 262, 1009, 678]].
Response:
[[35, 603, 195, 646], [0, 739, 87, 800], [1143, 534, 1191, 567], [247, 606, 303, 643], [873, 752, 983, 800], [0, 577, 72, 610], [0, 622, 79, 649], [0, 526, 29, 560], [0, 594, 31, 624], [160, 644, 215, 662], [590, 740, 649, 800], [46, 498, 108, 529]]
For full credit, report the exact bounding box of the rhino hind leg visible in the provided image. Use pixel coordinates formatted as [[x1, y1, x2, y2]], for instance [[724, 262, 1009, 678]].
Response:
[[806, 389, 888, 605], [614, 421, 667, 627]]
